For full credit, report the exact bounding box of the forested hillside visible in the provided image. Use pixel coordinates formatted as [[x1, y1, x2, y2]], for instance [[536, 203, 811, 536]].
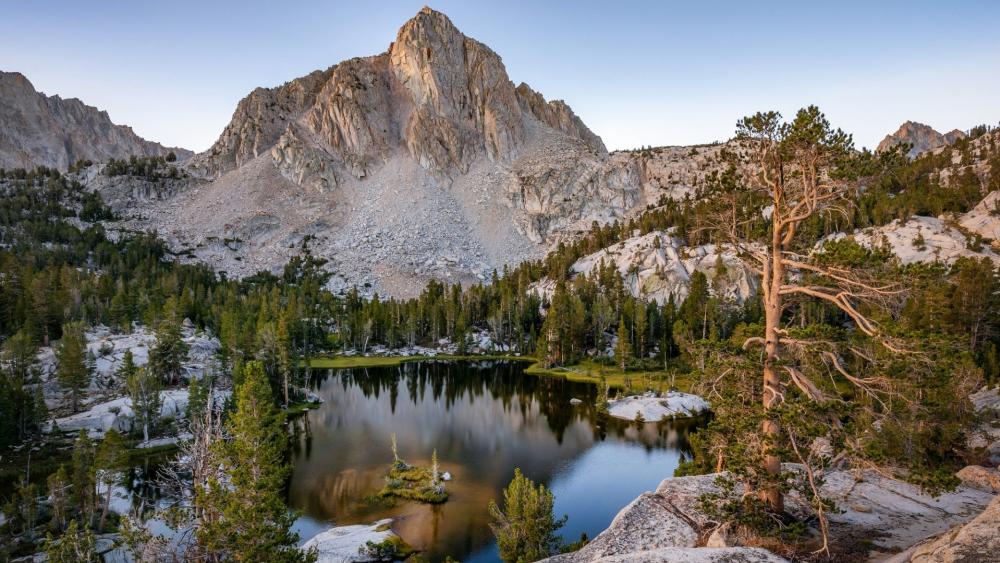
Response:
[[1, 112, 999, 560]]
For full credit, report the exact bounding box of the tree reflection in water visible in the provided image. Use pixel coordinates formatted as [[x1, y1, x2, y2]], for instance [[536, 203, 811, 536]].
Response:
[[287, 361, 702, 562]]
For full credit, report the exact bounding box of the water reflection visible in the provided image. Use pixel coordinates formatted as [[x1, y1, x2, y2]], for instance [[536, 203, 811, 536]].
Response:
[[288, 361, 700, 562]]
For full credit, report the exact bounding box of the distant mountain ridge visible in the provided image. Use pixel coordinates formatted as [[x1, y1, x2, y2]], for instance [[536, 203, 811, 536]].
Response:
[[0, 71, 191, 171], [877, 120, 966, 158]]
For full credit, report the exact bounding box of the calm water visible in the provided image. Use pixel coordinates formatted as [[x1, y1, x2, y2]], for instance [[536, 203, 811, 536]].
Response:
[[287, 361, 701, 562]]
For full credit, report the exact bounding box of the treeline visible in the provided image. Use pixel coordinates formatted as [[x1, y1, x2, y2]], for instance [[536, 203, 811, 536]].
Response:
[[103, 154, 180, 179]]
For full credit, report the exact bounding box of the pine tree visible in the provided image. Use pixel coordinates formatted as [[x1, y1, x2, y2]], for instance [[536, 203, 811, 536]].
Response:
[[115, 348, 138, 385], [150, 310, 188, 385], [44, 519, 99, 563], [615, 317, 631, 371], [95, 429, 127, 529], [634, 300, 648, 361], [186, 374, 211, 428], [126, 365, 161, 443], [1, 328, 42, 443], [70, 430, 96, 526], [57, 323, 91, 413], [488, 468, 566, 563], [198, 360, 313, 562], [47, 465, 70, 531], [277, 313, 292, 406]]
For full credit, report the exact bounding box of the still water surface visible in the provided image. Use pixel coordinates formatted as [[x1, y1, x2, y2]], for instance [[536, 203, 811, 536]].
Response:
[[287, 361, 701, 562]]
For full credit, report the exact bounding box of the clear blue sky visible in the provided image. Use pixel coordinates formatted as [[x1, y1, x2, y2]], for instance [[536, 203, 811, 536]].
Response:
[[2, 0, 998, 152]]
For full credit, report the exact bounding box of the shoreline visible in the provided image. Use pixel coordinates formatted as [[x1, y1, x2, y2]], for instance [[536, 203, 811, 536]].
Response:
[[307, 355, 697, 393]]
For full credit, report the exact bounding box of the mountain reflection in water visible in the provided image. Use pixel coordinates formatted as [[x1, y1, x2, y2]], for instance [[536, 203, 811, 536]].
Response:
[[287, 361, 700, 562]]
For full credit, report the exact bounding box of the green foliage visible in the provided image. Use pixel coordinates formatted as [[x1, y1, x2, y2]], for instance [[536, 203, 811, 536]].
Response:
[[377, 462, 449, 504], [95, 429, 127, 528], [149, 302, 189, 385], [360, 536, 415, 560], [71, 431, 96, 525], [614, 317, 630, 370], [0, 329, 44, 446], [104, 154, 180, 180], [197, 361, 313, 562], [47, 465, 70, 531], [2, 479, 39, 536], [125, 364, 161, 443], [488, 468, 566, 563], [56, 322, 91, 412], [44, 519, 99, 562]]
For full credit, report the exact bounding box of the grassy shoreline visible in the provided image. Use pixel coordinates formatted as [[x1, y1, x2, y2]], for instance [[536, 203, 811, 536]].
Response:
[[306, 355, 695, 393], [306, 354, 533, 369]]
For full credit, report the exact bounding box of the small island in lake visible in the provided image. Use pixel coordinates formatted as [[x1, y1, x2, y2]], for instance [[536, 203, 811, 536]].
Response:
[[374, 435, 449, 504]]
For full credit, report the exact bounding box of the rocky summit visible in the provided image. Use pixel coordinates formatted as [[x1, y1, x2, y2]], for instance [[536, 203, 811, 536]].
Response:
[[96, 7, 698, 297], [877, 120, 967, 158], [0, 71, 191, 170]]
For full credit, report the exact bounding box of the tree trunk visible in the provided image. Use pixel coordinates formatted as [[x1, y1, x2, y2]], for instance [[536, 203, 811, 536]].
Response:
[[100, 476, 112, 529], [761, 235, 785, 513], [283, 370, 289, 407]]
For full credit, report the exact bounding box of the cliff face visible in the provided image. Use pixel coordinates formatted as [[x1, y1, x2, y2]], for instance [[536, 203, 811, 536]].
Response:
[[515, 83, 607, 154], [0, 71, 191, 171], [193, 8, 605, 189], [877, 120, 967, 158], [191, 68, 332, 177]]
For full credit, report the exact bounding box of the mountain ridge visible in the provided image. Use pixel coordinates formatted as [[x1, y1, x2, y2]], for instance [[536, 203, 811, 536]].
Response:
[[0, 71, 192, 170]]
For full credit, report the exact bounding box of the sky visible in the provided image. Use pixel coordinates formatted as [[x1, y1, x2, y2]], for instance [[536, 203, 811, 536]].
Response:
[[2, 0, 998, 153]]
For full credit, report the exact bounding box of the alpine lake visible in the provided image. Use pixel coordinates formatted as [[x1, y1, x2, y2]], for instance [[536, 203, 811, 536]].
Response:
[[283, 360, 704, 562]]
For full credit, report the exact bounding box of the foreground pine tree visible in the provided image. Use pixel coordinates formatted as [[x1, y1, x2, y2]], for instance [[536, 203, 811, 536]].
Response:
[[198, 360, 314, 562], [489, 468, 566, 563], [44, 519, 99, 563]]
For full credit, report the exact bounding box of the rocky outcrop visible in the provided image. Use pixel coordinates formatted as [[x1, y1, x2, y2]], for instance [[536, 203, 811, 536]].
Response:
[[829, 215, 1000, 265], [956, 465, 1000, 493], [959, 190, 1000, 242], [607, 392, 710, 422], [545, 229, 759, 304], [969, 386, 1000, 467], [548, 466, 995, 563], [877, 121, 966, 158], [515, 83, 606, 154], [45, 389, 192, 437], [504, 123, 641, 243], [35, 322, 220, 413], [888, 496, 1000, 563], [300, 519, 397, 563], [542, 489, 788, 563], [189, 68, 332, 178], [0, 71, 191, 171]]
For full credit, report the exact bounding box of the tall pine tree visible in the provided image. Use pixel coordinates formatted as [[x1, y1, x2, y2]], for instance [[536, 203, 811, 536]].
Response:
[[198, 361, 314, 562]]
